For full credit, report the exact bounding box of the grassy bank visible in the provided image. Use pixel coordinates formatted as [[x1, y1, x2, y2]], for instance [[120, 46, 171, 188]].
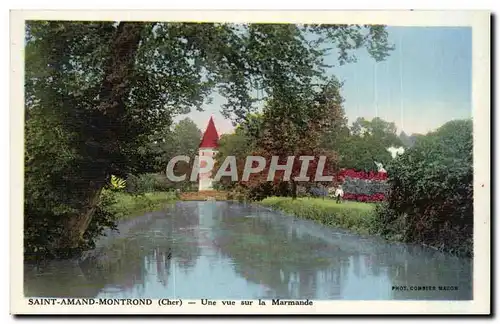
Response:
[[106, 191, 178, 220], [259, 197, 377, 235]]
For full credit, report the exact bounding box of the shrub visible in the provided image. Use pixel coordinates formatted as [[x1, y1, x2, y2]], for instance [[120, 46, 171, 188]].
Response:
[[105, 190, 177, 220], [150, 173, 173, 192], [126, 173, 175, 194], [375, 119, 473, 256], [227, 188, 247, 202]]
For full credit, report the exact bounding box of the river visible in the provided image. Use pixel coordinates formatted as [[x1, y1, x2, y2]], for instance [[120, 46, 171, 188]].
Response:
[[24, 201, 472, 300]]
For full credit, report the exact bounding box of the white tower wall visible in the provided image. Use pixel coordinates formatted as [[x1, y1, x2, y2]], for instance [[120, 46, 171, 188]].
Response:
[[198, 148, 217, 191]]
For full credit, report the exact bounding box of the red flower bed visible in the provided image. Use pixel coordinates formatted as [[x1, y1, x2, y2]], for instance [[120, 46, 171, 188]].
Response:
[[338, 168, 389, 202], [343, 192, 386, 202], [338, 169, 388, 181]]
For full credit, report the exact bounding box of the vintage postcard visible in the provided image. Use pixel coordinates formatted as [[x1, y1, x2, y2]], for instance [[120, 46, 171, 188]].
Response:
[[10, 10, 491, 315]]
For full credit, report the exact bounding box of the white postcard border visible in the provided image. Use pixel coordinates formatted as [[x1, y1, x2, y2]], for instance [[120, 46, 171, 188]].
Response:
[[10, 9, 491, 315]]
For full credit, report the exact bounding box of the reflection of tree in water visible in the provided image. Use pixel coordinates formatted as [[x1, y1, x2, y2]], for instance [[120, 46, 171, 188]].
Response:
[[24, 260, 104, 298], [167, 202, 203, 272], [81, 235, 150, 293], [211, 205, 351, 299], [209, 203, 471, 300], [25, 202, 471, 300], [26, 205, 205, 298], [25, 234, 152, 298], [84, 230, 196, 295], [97, 203, 204, 291], [143, 245, 172, 288]]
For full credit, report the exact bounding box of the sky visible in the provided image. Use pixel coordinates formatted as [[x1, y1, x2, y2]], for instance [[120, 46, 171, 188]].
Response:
[[174, 26, 472, 137]]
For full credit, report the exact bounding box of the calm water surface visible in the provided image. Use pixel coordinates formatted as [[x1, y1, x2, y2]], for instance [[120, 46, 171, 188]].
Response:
[[24, 201, 472, 300]]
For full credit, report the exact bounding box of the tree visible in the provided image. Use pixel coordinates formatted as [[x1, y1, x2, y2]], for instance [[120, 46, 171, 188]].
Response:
[[172, 118, 203, 157], [26, 22, 147, 255], [240, 80, 346, 199], [167, 118, 202, 186], [145, 117, 202, 171], [330, 117, 403, 171], [351, 117, 402, 147], [376, 119, 473, 256], [337, 135, 394, 171], [25, 21, 394, 258]]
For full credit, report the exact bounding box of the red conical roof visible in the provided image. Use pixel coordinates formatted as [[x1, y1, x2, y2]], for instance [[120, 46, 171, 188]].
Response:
[[199, 116, 219, 148]]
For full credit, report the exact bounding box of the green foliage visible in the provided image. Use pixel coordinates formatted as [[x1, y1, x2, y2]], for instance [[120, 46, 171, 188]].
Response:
[[350, 117, 402, 145], [125, 173, 174, 194], [110, 175, 126, 191], [81, 190, 119, 252], [226, 188, 248, 202], [375, 119, 473, 257], [142, 118, 203, 190], [24, 104, 82, 259], [337, 134, 394, 171], [238, 81, 346, 199], [25, 187, 119, 261], [104, 190, 177, 220], [324, 117, 403, 171], [144, 117, 202, 172], [213, 121, 260, 191], [218, 127, 258, 160], [172, 118, 203, 157], [24, 21, 393, 259], [126, 174, 154, 194], [259, 197, 377, 235], [25, 21, 151, 257]]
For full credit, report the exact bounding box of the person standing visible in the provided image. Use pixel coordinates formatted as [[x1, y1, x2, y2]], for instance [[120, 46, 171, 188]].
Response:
[[335, 185, 344, 204]]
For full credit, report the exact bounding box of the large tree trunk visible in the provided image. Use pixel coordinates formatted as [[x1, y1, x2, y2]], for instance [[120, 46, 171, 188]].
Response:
[[57, 22, 143, 254], [56, 187, 104, 254]]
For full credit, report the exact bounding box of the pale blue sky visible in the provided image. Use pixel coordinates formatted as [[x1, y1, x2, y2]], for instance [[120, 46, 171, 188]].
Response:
[[175, 26, 472, 136]]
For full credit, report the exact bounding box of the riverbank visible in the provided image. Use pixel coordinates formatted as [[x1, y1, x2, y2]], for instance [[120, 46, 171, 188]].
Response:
[[257, 197, 472, 258], [179, 190, 229, 201], [258, 197, 378, 235], [106, 191, 178, 220]]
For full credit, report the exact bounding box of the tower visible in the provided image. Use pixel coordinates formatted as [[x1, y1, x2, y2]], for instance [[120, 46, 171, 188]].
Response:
[[198, 116, 219, 191]]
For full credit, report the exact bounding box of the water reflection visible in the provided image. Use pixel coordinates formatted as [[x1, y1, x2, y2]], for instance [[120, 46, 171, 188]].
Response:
[[24, 201, 472, 300], [210, 204, 350, 299]]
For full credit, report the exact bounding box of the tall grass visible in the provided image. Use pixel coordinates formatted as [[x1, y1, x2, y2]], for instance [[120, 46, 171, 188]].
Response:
[[259, 197, 378, 235], [105, 191, 178, 220]]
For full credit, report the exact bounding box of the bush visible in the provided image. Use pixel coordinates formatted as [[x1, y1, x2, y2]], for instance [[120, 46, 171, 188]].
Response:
[[25, 187, 119, 261], [375, 120, 473, 256], [126, 173, 175, 194], [227, 189, 247, 202], [105, 190, 177, 220]]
